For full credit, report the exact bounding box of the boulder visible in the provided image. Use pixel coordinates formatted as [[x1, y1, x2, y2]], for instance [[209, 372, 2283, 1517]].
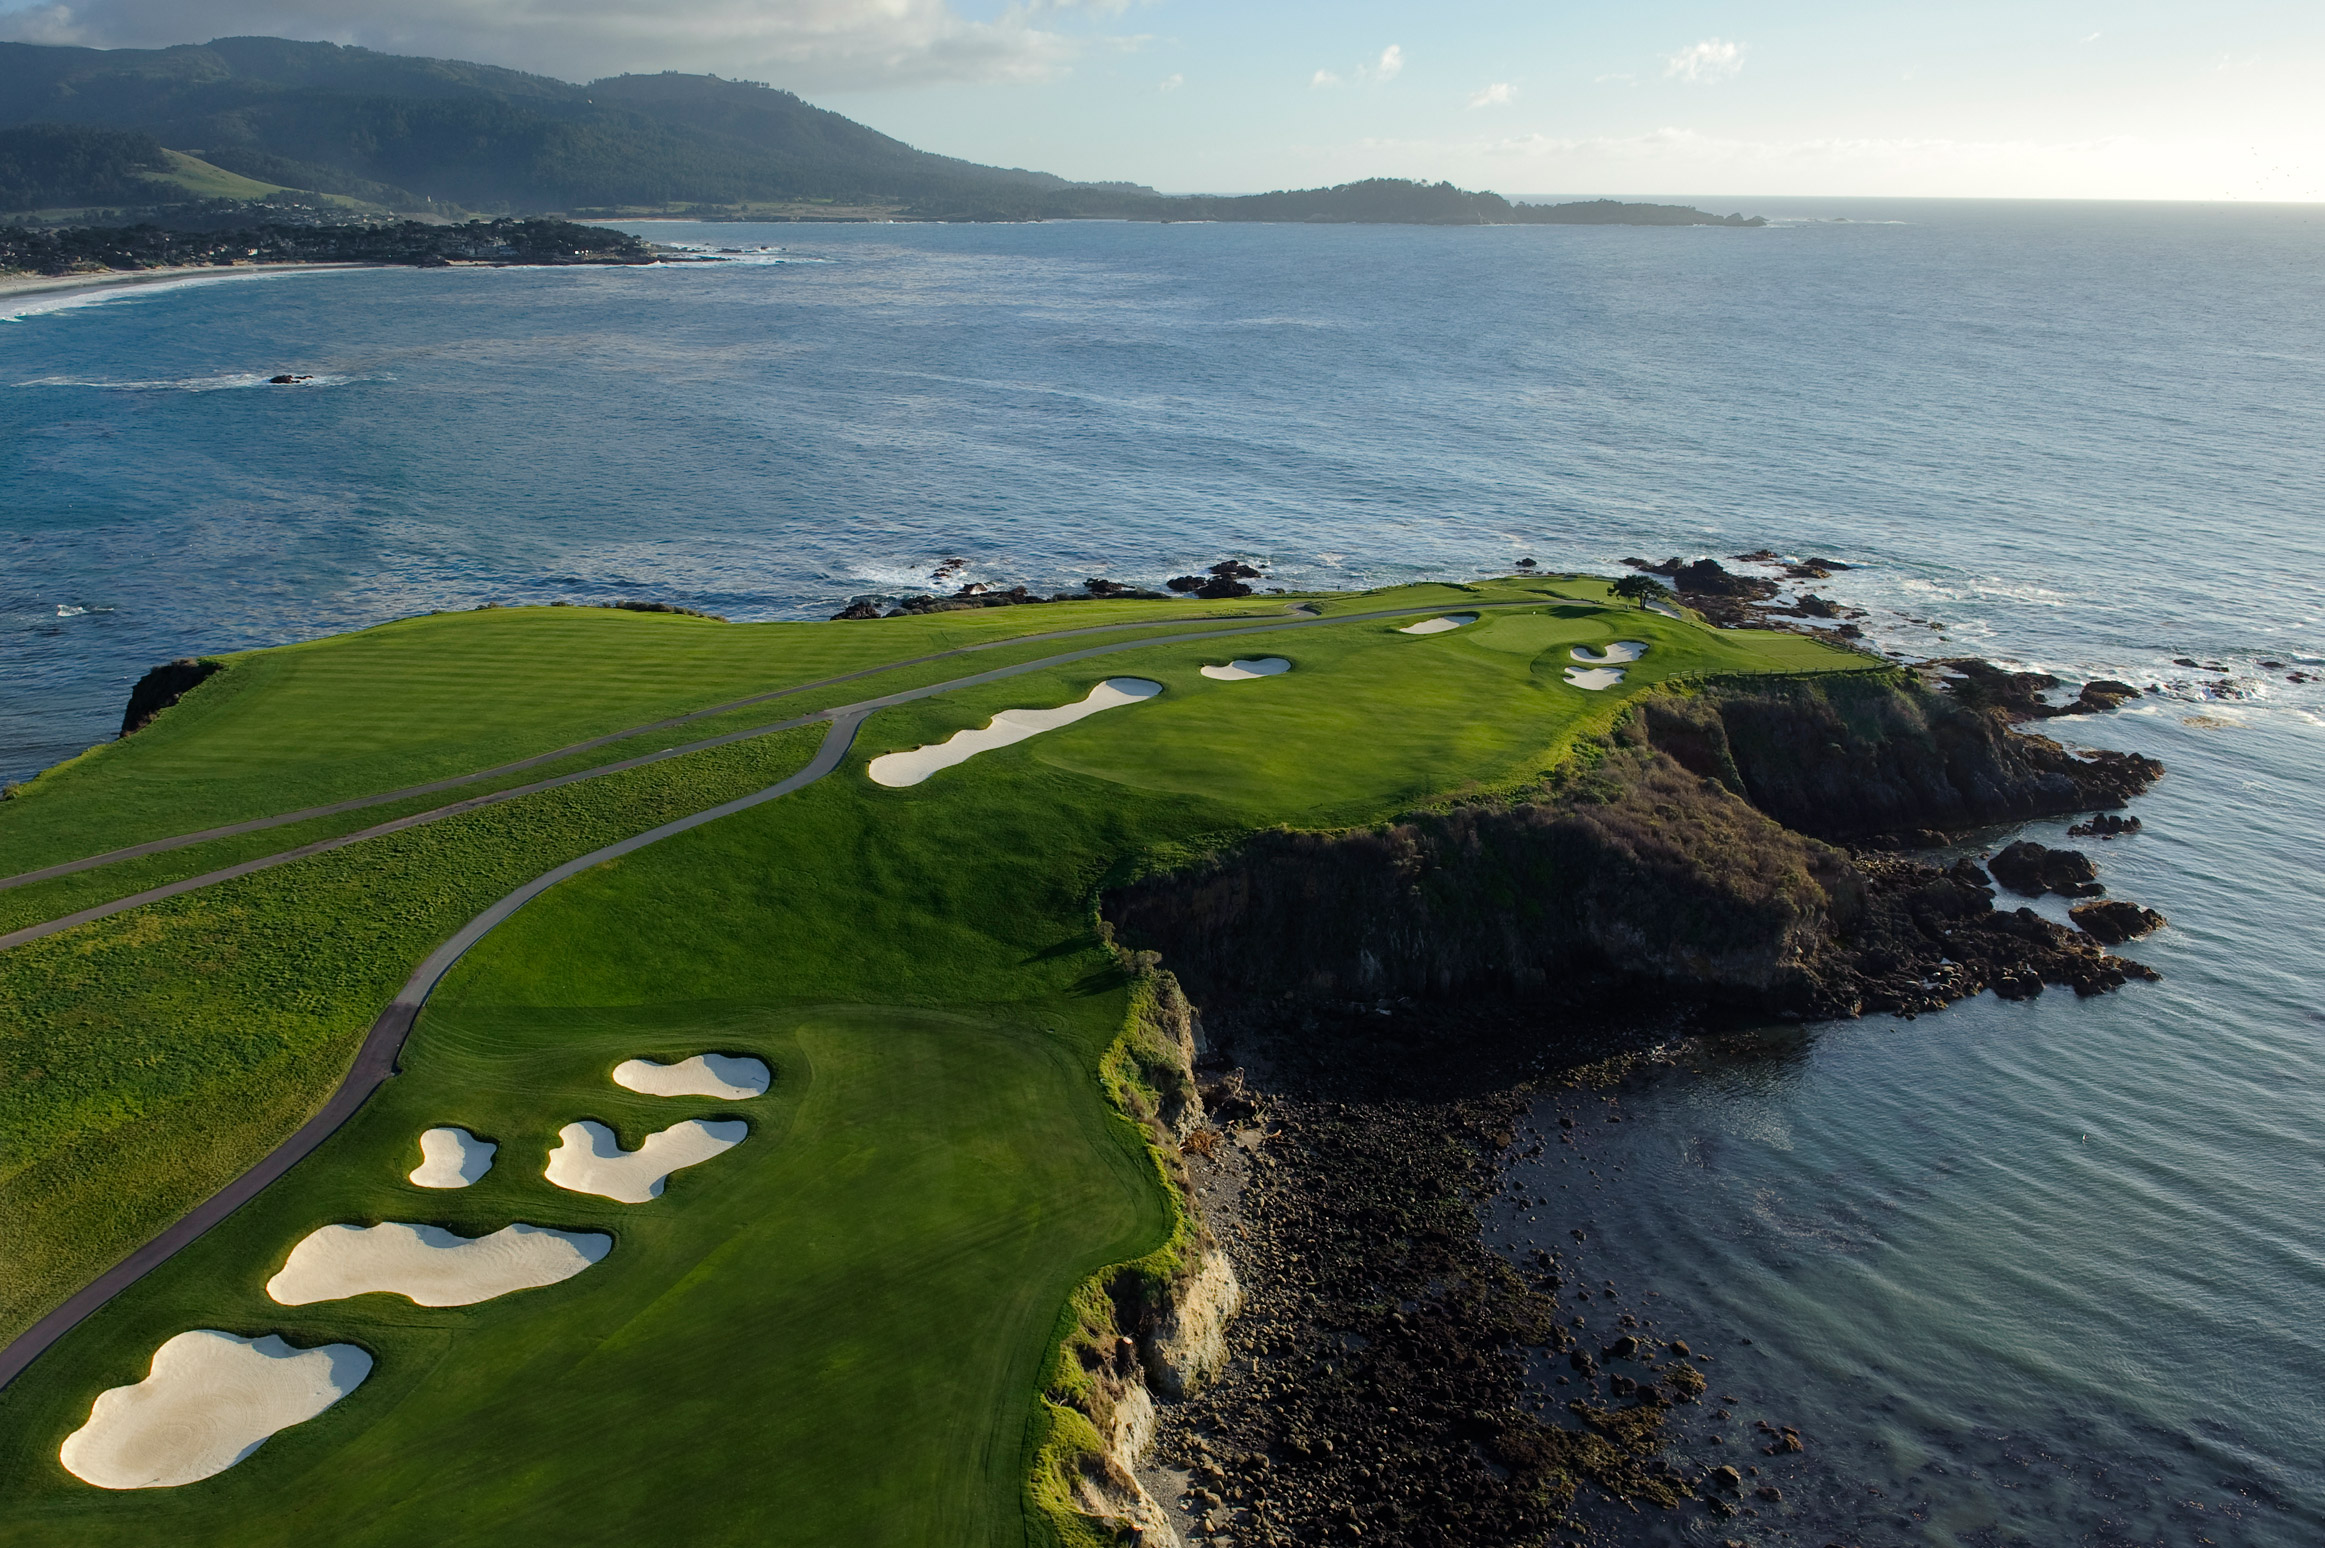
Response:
[[2070, 900, 2167, 945], [1988, 840, 2102, 898], [830, 599, 885, 621]]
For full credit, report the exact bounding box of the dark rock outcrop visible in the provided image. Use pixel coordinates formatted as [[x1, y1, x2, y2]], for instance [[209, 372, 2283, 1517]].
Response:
[[2070, 899, 2168, 945], [120, 658, 222, 737], [1638, 675, 2161, 843], [2066, 813, 2142, 839], [830, 599, 886, 620], [1106, 699, 2160, 1023], [1988, 840, 2103, 898]]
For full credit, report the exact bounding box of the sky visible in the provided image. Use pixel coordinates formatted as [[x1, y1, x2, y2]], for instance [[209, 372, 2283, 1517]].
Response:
[[2, 0, 2320, 201]]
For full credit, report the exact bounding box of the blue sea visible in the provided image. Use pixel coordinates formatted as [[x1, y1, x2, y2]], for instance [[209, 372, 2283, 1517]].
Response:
[[4, 200, 2323, 1543]]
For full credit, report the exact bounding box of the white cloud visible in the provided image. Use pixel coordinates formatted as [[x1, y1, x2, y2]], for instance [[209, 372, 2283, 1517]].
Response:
[[0, 0, 1132, 90], [2080, 31, 2102, 44], [1158, 72, 1182, 91], [1313, 44, 1401, 90], [1468, 81, 1514, 109], [1665, 38, 1745, 83]]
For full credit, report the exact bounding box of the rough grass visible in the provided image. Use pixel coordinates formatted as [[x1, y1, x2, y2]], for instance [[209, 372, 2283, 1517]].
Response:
[[0, 580, 1877, 1543]]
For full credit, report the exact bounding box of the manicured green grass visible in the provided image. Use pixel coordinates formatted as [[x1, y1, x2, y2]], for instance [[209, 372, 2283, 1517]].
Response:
[[0, 1002, 1163, 1547], [0, 597, 1295, 878], [0, 580, 1877, 1544], [0, 727, 823, 1345]]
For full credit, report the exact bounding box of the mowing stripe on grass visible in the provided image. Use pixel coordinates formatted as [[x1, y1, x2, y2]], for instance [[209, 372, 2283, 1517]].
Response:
[[0, 602, 1572, 949], [0, 609, 1303, 893], [0, 713, 868, 1394]]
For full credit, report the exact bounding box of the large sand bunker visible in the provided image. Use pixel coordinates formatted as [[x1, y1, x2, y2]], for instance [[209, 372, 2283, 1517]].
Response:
[[59, 1330, 370, 1490], [1570, 641, 1647, 665], [409, 1126, 496, 1188], [867, 678, 1162, 788], [1563, 665, 1627, 690], [1198, 657, 1291, 681], [612, 1053, 770, 1100], [266, 1222, 612, 1307], [544, 1118, 748, 1203], [1397, 614, 1477, 635]]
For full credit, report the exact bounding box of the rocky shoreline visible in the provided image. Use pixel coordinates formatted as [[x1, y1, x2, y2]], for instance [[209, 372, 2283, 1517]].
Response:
[[1066, 651, 2173, 1547]]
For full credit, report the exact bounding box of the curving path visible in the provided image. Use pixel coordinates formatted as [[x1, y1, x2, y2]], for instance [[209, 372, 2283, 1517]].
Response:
[[0, 597, 1563, 1390], [0, 608, 1303, 894]]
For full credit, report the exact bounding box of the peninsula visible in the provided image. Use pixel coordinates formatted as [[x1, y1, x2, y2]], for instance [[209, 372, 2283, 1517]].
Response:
[[0, 574, 2161, 1544]]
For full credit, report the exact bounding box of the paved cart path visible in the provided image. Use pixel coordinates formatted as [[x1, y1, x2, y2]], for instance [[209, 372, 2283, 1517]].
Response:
[[0, 598, 1546, 1390]]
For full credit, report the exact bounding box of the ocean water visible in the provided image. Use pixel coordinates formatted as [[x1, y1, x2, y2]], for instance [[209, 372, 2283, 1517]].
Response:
[[4, 201, 2324, 1540]]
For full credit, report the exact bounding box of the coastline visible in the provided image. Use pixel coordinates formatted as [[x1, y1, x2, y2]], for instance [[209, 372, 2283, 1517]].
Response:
[[0, 262, 381, 306]]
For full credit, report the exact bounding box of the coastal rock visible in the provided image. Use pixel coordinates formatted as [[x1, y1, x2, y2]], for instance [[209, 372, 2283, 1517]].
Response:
[[1642, 676, 2162, 842], [1165, 575, 1206, 593], [1108, 686, 2163, 1023], [120, 657, 223, 737], [830, 599, 885, 620], [1988, 841, 2103, 898], [2070, 899, 2167, 945], [1795, 593, 1840, 619], [2066, 813, 2142, 838]]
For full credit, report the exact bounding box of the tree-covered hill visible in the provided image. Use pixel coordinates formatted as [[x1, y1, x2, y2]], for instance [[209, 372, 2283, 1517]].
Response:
[[0, 37, 1761, 227]]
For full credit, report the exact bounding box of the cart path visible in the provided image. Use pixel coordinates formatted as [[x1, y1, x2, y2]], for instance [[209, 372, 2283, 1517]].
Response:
[[0, 601, 1539, 952], [0, 596, 1546, 1390], [0, 607, 1303, 892], [0, 712, 869, 1394]]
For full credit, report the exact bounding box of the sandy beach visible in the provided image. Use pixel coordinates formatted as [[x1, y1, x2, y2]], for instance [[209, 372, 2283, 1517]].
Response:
[[0, 262, 378, 305]]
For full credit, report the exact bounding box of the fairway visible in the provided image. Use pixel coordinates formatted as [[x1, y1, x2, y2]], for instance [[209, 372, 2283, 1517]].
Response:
[[0, 579, 1880, 1543], [0, 1002, 1163, 1546]]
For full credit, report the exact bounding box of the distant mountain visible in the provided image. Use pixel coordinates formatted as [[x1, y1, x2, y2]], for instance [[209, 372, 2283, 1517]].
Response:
[[0, 38, 1761, 227]]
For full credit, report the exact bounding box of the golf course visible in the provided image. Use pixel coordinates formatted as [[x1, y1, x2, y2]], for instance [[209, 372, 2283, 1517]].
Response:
[[0, 576, 1878, 1544]]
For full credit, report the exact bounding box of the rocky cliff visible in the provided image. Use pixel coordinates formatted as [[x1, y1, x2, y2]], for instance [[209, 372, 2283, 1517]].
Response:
[[1106, 677, 2163, 1022]]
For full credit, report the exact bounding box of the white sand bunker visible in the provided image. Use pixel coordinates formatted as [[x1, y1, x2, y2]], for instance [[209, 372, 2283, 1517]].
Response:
[[266, 1222, 612, 1307], [1570, 641, 1648, 665], [544, 1118, 747, 1203], [1397, 614, 1477, 635], [867, 677, 1163, 788], [612, 1053, 770, 1101], [1564, 666, 1627, 690], [59, 1330, 370, 1490], [1199, 657, 1292, 681], [408, 1126, 496, 1189]]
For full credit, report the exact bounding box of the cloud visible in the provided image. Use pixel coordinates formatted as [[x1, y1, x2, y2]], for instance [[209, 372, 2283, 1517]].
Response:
[[1312, 44, 1401, 90], [1158, 72, 1182, 91], [1467, 82, 1514, 109], [0, 0, 1134, 90], [1664, 38, 1744, 83]]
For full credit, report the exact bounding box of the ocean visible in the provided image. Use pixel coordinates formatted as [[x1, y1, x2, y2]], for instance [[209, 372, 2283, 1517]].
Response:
[[4, 199, 2323, 1541]]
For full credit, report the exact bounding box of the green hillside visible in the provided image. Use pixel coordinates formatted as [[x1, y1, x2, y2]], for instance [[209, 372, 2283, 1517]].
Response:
[[0, 580, 1869, 1542], [0, 38, 1762, 225]]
